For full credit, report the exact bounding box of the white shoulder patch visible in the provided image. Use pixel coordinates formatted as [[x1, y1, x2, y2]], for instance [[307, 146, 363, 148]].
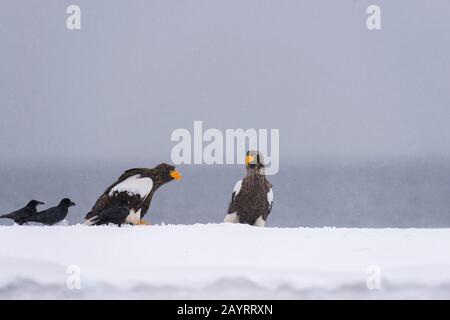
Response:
[[109, 175, 153, 198], [233, 180, 243, 196], [267, 188, 273, 205]]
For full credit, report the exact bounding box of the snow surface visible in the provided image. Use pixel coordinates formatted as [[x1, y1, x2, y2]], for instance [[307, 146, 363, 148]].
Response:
[[0, 224, 449, 299]]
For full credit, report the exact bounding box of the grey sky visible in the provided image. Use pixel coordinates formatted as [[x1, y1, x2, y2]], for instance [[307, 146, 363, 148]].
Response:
[[1, 0, 450, 164]]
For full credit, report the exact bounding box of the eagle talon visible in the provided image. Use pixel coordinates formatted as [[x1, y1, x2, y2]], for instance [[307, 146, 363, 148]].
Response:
[[136, 220, 150, 225]]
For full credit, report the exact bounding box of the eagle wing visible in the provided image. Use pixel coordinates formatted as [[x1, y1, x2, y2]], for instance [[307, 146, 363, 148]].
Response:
[[227, 179, 243, 214], [85, 168, 153, 220]]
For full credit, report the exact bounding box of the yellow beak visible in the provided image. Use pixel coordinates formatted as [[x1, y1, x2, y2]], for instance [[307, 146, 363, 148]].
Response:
[[245, 155, 255, 165], [170, 170, 182, 181]]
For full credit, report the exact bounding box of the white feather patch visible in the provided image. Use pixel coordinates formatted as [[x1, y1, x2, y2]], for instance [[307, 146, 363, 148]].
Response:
[[125, 209, 141, 225], [255, 216, 266, 227], [84, 218, 95, 226], [233, 180, 243, 197], [109, 175, 153, 198], [224, 213, 240, 223], [267, 188, 273, 205]]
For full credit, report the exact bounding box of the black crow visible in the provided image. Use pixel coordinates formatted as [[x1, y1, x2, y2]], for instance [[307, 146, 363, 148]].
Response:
[[0, 200, 45, 225], [85, 163, 182, 226], [26, 198, 76, 225], [224, 151, 273, 227]]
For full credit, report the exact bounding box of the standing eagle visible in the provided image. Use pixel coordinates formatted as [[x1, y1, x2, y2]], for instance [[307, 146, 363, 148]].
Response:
[[224, 151, 273, 227], [85, 163, 182, 226]]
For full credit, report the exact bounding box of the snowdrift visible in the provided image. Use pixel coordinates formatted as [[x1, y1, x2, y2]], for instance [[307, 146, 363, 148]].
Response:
[[0, 224, 449, 299]]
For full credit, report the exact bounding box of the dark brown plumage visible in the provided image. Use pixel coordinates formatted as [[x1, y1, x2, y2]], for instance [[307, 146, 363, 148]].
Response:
[[85, 163, 182, 226], [89, 207, 130, 227], [225, 151, 273, 227]]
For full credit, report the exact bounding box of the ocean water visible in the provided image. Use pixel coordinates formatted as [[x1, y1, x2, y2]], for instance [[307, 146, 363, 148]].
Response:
[[1, 159, 450, 228]]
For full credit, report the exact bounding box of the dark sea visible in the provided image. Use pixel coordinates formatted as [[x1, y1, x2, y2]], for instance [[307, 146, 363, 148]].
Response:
[[1, 159, 450, 228]]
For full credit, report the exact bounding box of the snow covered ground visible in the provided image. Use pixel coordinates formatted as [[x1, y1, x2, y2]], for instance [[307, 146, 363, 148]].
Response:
[[0, 224, 449, 299]]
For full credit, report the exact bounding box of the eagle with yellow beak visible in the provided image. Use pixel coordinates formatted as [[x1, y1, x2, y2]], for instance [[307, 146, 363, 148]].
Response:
[[85, 163, 182, 226], [225, 151, 273, 227]]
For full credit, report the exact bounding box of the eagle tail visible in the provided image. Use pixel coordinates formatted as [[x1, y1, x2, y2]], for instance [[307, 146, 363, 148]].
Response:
[[84, 211, 95, 220]]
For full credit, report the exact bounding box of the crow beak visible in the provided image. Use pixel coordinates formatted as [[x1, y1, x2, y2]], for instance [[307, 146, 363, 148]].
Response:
[[38, 201, 45, 205], [71, 202, 76, 206], [169, 170, 182, 181]]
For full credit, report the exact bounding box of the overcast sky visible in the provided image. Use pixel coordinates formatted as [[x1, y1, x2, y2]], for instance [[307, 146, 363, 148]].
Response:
[[1, 0, 450, 164]]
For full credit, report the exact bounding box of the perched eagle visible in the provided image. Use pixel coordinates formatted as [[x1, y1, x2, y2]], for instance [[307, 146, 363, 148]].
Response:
[[224, 151, 273, 227], [85, 163, 182, 226]]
